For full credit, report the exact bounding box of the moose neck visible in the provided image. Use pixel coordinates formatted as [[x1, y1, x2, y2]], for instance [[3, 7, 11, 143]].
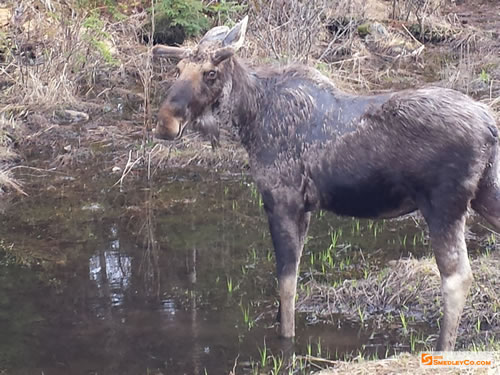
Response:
[[229, 58, 266, 150]]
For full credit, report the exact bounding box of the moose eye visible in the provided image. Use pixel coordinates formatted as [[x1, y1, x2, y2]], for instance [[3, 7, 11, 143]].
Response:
[[205, 70, 217, 81]]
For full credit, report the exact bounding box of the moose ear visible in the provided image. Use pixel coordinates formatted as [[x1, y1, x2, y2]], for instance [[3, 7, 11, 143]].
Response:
[[222, 16, 248, 50], [200, 25, 230, 45]]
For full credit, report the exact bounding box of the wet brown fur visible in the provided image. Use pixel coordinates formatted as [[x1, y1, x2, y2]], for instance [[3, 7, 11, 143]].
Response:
[[154, 23, 500, 351]]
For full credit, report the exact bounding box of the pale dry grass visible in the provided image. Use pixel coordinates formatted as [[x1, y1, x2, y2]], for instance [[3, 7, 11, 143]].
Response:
[[0, 116, 24, 195], [315, 351, 500, 375], [141, 131, 248, 171], [0, 115, 20, 167], [0, 168, 26, 195], [392, 0, 446, 22], [242, 0, 470, 95], [0, 147, 17, 162], [3, 3, 80, 109], [246, 0, 369, 62], [243, 0, 498, 99], [0, 0, 147, 112]]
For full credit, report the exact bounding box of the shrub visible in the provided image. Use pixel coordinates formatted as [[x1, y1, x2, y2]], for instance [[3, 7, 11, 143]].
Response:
[[154, 0, 209, 38]]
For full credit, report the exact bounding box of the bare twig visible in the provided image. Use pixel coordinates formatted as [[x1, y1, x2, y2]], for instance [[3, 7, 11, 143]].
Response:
[[113, 150, 144, 190]]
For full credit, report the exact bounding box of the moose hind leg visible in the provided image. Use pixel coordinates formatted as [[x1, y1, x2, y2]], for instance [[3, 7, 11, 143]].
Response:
[[428, 215, 473, 350]]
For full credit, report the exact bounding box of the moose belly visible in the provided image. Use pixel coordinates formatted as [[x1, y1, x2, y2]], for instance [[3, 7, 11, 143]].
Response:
[[319, 177, 417, 219]]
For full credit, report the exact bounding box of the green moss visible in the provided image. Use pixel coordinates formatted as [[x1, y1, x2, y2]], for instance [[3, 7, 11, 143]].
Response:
[[357, 23, 370, 38]]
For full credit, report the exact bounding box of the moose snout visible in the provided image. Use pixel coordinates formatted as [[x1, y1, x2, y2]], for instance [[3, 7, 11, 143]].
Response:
[[155, 81, 194, 140], [155, 104, 183, 140]]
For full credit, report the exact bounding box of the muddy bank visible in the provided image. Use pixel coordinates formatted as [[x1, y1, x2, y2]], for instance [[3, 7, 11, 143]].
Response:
[[299, 250, 500, 350]]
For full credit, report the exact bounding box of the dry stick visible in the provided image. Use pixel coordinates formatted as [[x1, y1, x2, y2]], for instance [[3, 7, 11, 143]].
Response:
[[296, 355, 338, 366], [147, 143, 162, 180], [0, 170, 27, 196], [26, 125, 58, 139], [151, 143, 172, 178], [477, 223, 500, 236], [182, 151, 203, 167], [96, 87, 112, 98], [228, 355, 239, 375], [330, 55, 369, 65], [318, 26, 350, 62], [113, 150, 144, 190], [7, 165, 69, 175], [489, 95, 500, 108], [402, 23, 424, 47], [148, 144, 152, 181], [140, 0, 155, 181], [0, 63, 16, 81]]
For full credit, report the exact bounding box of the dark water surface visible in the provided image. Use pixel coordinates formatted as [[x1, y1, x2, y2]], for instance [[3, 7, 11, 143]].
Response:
[[0, 166, 485, 374]]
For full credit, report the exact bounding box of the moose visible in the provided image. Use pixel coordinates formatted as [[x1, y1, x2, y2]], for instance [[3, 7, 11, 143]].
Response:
[[153, 17, 500, 350]]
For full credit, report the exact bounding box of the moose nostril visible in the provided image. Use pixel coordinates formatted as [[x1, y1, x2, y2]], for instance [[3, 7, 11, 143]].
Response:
[[170, 103, 186, 118], [167, 95, 191, 118], [166, 80, 193, 116]]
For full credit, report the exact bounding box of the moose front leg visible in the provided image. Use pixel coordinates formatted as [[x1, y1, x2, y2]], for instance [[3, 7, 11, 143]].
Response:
[[429, 215, 473, 350], [266, 203, 311, 338]]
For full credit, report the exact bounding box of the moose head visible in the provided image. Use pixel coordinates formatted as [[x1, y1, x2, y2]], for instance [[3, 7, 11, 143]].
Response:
[[153, 16, 248, 141]]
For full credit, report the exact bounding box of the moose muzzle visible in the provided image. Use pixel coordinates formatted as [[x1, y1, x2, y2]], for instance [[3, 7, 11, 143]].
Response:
[[155, 79, 195, 140], [155, 104, 184, 140]]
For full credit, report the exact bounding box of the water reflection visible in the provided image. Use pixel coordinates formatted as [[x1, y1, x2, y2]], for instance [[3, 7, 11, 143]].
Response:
[[0, 171, 450, 374], [83, 185, 210, 374], [138, 189, 161, 300], [160, 298, 176, 316], [89, 250, 132, 308]]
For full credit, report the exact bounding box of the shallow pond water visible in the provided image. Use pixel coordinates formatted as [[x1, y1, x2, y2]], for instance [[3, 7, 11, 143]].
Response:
[[0, 166, 491, 374]]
